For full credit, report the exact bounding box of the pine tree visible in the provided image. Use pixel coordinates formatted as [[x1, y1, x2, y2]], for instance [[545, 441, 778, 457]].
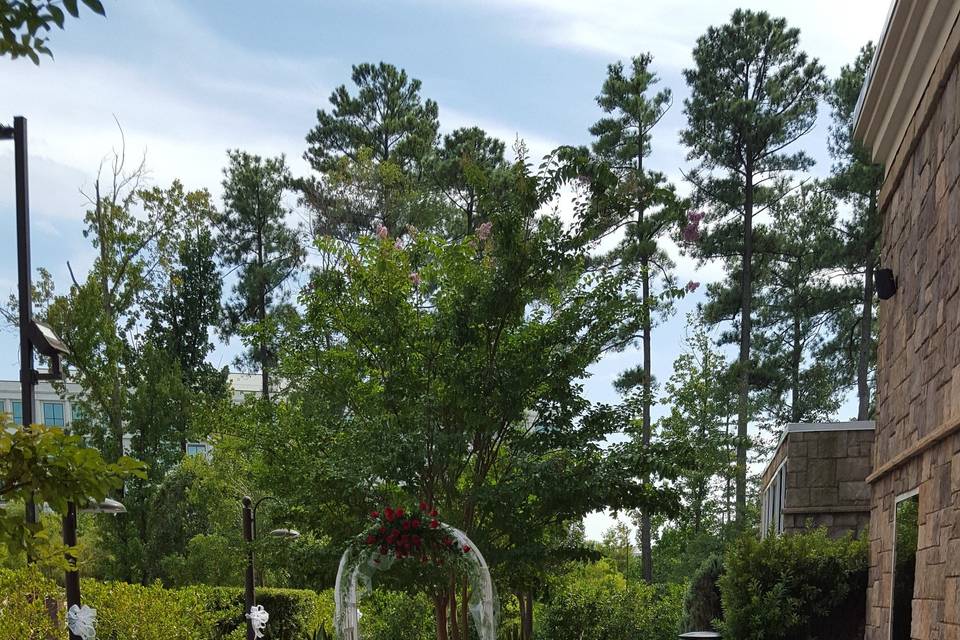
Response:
[[752, 185, 847, 427], [825, 43, 883, 420], [681, 10, 825, 524], [429, 126, 509, 235], [219, 150, 304, 400], [303, 62, 440, 236], [588, 53, 679, 583]]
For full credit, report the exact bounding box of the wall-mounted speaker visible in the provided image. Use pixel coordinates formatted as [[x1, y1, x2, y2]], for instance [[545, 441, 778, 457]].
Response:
[[876, 268, 897, 300]]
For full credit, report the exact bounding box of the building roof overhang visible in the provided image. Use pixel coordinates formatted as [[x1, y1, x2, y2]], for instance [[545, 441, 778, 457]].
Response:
[[853, 0, 960, 173]]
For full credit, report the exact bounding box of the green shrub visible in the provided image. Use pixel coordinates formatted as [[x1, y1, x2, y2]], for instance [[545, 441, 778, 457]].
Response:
[[681, 554, 723, 632], [83, 579, 214, 640], [718, 529, 868, 640], [355, 588, 435, 640], [0, 566, 59, 640], [202, 586, 333, 640], [538, 559, 684, 640], [0, 568, 331, 640]]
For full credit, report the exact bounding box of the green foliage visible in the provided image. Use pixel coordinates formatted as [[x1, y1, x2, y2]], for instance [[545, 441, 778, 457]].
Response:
[[0, 567, 332, 640], [304, 61, 441, 234], [681, 554, 723, 632], [219, 150, 304, 396], [823, 42, 883, 421], [266, 156, 663, 584], [718, 529, 868, 640], [751, 185, 848, 428], [429, 126, 510, 235], [355, 589, 435, 640], [587, 52, 686, 581], [0, 565, 59, 639], [0, 0, 104, 63], [682, 9, 826, 524], [539, 559, 684, 640], [0, 419, 144, 566], [656, 315, 734, 535]]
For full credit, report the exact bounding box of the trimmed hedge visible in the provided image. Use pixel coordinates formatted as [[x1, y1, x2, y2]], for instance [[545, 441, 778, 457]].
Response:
[[539, 559, 685, 640], [0, 568, 333, 640], [718, 529, 868, 640]]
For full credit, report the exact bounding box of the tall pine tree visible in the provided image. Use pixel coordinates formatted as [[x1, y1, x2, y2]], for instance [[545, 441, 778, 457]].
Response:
[[589, 53, 678, 582], [825, 42, 883, 419], [219, 150, 304, 400], [681, 10, 825, 524], [752, 185, 847, 427], [303, 62, 440, 236]]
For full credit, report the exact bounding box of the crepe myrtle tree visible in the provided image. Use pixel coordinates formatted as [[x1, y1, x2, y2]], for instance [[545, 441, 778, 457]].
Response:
[[261, 150, 681, 640]]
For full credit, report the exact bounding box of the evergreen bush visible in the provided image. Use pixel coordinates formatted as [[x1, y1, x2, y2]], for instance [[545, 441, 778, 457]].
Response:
[[718, 529, 868, 640], [680, 554, 723, 632]]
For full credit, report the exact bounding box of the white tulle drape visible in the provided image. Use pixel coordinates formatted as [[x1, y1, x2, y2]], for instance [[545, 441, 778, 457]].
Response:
[[334, 525, 497, 640]]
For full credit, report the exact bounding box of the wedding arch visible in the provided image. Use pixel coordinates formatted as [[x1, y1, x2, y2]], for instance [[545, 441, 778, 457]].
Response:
[[334, 504, 498, 640]]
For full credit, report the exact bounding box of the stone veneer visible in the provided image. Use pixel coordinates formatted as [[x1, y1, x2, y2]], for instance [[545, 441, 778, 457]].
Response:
[[761, 425, 874, 538], [864, 14, 960, 639]]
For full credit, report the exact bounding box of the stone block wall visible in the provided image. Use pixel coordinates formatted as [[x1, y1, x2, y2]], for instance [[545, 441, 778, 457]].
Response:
[[866, 18, 960, 639], [761, 428, 874, 538]]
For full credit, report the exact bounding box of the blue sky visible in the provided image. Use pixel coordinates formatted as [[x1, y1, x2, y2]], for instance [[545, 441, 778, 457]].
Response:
[[0, 0, 891, 538]]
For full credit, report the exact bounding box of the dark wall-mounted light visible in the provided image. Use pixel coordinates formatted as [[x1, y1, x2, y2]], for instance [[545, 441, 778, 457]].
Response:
[[876, 268, 897, 300]]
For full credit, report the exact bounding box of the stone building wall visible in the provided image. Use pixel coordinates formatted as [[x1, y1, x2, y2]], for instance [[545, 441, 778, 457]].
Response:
[[865, 17, 960, 638], [782, 430, 873, 538]]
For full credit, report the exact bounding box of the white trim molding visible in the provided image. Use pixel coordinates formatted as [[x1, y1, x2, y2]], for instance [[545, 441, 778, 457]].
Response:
[[853, 0, 960, 174]]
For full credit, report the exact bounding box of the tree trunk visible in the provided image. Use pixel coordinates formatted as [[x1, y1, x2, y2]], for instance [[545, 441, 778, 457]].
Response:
[[857, 262, 874, 419], [724, 412, 732, 526], [736, 167, 754, 526], [638, 144, 653, 583], [435, 594, 449, 640], [449, 575, 460, 640], [523, 592, 534, 640], [857, 188, 878, 421], [640, 255, 653, 582], [791, 310, 802, 423], [460, 579, 469, 640]]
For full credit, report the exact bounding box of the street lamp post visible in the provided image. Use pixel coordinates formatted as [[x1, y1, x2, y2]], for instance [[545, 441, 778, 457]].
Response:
[[63, 497, 126, 640], [241, 496, 299, 640], [1, 116, 38, 524]]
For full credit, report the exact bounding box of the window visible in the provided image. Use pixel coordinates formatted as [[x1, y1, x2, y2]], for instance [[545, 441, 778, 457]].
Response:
[[42, 402, 65, 427], [761, 461, 787, 538], [186, 443, 209, 457], [891, 490, 919, 640], [11, 401, 23, 426]]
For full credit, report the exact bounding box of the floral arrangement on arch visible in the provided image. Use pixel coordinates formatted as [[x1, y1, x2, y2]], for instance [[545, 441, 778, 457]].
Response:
[[360, 502, 472, 566]]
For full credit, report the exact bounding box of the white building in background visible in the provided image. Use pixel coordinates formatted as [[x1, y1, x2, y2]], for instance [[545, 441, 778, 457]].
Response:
[[0, 372, 263, 457]]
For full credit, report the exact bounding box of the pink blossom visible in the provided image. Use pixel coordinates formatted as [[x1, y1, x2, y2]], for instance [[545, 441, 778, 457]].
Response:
[[687, 210, 705, 224], [376, 225, 389, 240], [410, 271, 421, 286], [682, 223, 701, 243], [686, 281, 700, 293], [476, 221, 493, 241], [395, 238, 404, 250]]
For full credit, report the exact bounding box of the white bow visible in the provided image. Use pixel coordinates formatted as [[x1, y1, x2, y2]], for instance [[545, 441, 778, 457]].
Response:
[[67, 604, 97, 640], [247, 604, 269, 639]]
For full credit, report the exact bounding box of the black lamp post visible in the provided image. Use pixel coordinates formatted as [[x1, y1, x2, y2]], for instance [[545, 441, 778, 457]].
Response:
[[1, 116, 38, 524], [63, 497, 126, 640], [242, 496, 299, 640]]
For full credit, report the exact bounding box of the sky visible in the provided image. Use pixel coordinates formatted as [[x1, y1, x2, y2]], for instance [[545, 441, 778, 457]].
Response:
[[0, 0, 892, 540]]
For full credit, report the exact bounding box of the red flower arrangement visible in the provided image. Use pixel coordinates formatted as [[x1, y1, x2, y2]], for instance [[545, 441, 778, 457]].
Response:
[[362, 502, 468, 565]]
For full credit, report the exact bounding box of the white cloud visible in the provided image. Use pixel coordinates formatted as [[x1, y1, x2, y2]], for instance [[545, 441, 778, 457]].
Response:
[[468, 0, 889, 74]]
